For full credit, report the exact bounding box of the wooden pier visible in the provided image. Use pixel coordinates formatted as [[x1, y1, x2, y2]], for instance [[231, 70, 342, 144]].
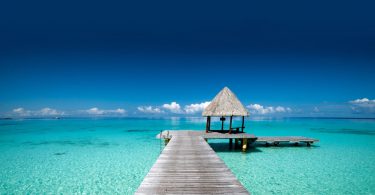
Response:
[[136, 130, 318, 194], [136, 131, 250, 194]]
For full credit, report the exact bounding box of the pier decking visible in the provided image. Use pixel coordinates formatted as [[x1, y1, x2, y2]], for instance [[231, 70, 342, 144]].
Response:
[[157, 130, 319, 146], [137, 130, 318, 194], [136, 131, 249, 194], [157, 130, 257, 139], [256, 136, 319, 146]]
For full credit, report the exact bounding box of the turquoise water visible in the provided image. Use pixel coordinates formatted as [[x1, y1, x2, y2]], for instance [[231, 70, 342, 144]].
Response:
[[0, 118, 374, 194]]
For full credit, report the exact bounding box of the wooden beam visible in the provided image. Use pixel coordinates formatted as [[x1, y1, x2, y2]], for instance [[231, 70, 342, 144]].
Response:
[[241, 116, 245, 132], [221, 117, 224, 130], [229, 116, 233, 134], [208, 116, 211, 132], [206, 117, 209, 133]]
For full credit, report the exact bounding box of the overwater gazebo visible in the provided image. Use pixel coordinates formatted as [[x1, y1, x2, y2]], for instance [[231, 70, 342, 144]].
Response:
[[203, 87, 249, 134]]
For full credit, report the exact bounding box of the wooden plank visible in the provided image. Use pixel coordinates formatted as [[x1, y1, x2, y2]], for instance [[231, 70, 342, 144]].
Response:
[[156, 130, 257, 139], [156, 130, 318, 146], [256, 136, 319, 144], [136, 133, 249, 195]]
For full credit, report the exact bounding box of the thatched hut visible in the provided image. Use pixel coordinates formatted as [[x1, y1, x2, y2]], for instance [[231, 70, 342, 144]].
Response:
[[203, 87, 249, 134]]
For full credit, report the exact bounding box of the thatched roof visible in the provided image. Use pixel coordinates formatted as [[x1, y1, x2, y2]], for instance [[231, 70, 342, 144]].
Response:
[[202, 87, 249, 117]]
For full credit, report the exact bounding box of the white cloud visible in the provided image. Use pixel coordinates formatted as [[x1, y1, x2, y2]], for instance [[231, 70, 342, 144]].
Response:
[[247, 104, 292, 115], [137, 106, 164, 114], [137, 101, 210, 115], [349, 98, 375, 113], [39, 108, 62, 115], [114, 108, 126, 114], [275, 106, 286, 112], [12, 108, 31, 116], [85, 107, 126, 115], [12, 107, 64, 116], [184, 101, 211, 114], [86, 107, 104, 115], [162, 102, 182, 113], [349, 98, 375, 107]]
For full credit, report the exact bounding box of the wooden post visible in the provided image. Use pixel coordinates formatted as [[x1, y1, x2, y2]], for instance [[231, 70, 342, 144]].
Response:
[[206, 117, 208, 133], [242, 138, 248, 152], [229, 138, 233, 147], [229, 116, 233, 134], [208, 116, 211, 131], [241, 116, 245, 132], [221, 116, 224, 130], [206, 116, 211, 133]]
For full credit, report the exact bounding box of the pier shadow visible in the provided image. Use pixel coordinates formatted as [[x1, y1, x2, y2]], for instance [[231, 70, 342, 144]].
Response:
[[208, 142, 263, 153], [208, 142, 320, 153]]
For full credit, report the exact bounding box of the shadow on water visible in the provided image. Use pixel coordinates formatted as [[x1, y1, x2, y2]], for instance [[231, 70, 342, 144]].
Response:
[[22, 140, 119, 147], [208, 142, 263, 153], [54, 152, 66, 156], [209, 142, 319, 153], [124, 129, 159, 133], [310, 128, 375, 135]]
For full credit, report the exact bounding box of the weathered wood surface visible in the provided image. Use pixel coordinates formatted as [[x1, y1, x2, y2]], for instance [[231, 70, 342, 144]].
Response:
[[136, 133, 249, 195], [157, 130, 256, 139], [157, 130, 318, 145], [256, 136, 319, 144]]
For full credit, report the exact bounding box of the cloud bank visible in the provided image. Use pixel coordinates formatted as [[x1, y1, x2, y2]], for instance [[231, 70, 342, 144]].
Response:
[[137, 106, 164, 114], [12, 107, 64, 116], [247, 104, 292, 115], [184, 101, 211, 114], [84, 107, 126, 115], [349, 98, 375, 114], [162, 102, 183, 113], [138, 101, 211, 115]]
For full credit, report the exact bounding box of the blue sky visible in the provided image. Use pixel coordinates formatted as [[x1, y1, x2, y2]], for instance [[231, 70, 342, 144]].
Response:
[[0, 0, 374, 117]]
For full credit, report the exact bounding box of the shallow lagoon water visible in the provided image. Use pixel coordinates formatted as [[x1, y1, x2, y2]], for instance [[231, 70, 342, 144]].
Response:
[[0, 118, 374, 194]]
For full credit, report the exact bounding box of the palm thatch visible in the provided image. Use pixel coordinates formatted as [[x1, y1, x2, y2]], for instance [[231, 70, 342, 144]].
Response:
[[202, 87, 249, 117]]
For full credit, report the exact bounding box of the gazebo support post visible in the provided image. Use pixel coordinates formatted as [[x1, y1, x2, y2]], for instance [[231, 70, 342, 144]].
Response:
[[229, 116, 233, 134], [206, 116, 211, 133], [221, 117, 224, 130], [209, 117, 211, 131], [241, 116, 245, 132]]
